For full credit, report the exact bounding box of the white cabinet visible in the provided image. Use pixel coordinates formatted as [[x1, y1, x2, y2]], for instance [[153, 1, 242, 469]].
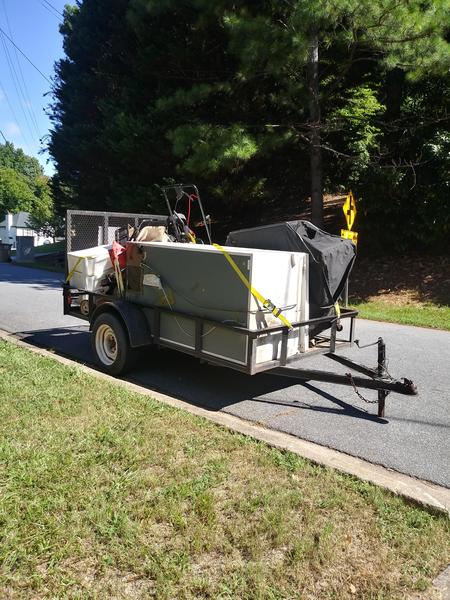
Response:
[[134, 242, 309, 363]]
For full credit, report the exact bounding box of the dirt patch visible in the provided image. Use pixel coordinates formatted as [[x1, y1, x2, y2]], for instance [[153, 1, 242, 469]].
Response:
[[350, 256, 450, 307]]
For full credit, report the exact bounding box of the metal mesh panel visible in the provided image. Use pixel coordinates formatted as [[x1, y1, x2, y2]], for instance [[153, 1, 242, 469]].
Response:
[[66, 210, 164, 253]]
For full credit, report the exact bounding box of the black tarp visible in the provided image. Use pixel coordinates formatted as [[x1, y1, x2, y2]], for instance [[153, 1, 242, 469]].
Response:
[[226, 221, 356, 335]]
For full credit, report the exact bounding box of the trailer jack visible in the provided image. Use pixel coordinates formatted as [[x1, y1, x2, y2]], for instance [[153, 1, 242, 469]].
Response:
[[271, 338, 417, 418]]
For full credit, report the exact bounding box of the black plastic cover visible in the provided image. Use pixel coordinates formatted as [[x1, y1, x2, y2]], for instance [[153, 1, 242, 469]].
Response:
[[226, 221, 356, 334]]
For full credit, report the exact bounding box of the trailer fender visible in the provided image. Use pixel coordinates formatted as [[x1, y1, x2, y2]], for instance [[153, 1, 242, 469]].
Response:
[[90, 300, 152, 348]]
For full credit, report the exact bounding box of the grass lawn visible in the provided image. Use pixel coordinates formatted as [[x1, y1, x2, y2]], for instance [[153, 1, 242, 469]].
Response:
[[350, 256, 450, 331], [350, 300, 450, 331], [10, 241, 66, 274], [10, 241, 63, 259], [0, 341, 449, 599], [32, 240, 65, 255]]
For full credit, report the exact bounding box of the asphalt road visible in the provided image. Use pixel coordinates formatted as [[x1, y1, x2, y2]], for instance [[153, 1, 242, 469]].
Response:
[[1, 263, 449, 487]]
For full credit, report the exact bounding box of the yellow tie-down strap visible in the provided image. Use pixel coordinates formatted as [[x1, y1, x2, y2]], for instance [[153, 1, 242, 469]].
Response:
[[334, 301, 341, 318], [66, 255, 101, 283], [66, 256, 85, 283], [213, 243, 293, 329]]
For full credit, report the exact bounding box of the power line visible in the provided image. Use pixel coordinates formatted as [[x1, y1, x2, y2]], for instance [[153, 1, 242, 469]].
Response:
[[0, 31, 36, 144], [38, 0, 62, 22], [0, 74, 31, 148], [3, 1, 42, 136], [1, 0, 41, 140], [0, 26, 52, 85], [42, 0, 64, 19], [0, 128, 7, 143]]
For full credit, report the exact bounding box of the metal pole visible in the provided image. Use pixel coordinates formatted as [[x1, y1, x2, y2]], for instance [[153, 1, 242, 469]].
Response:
[[377, 337, 388, 418], [65, 211, 72, 278], [344, 278, 349, 307], [103, 215, 109, 246]]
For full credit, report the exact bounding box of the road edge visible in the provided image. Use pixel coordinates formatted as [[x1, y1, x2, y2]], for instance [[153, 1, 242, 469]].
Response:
[[1, 329, 449, 516]]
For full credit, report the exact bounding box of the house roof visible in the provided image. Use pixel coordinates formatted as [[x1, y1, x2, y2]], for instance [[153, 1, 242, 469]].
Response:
[[14, 212, 31, 228], [0, 211, 32, 229]]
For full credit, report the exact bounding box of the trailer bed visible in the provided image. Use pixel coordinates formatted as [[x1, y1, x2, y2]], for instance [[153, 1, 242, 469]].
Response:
[[64, 285, 356, 375], [63, 208, 417, 418]]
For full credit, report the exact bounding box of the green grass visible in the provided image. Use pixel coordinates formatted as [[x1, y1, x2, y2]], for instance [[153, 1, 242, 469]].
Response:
[[10, 241, 63, 258], [32, 240, 65, 255], [0, 340, 449, 599], [351, 300, 450, 331], [11, 239, 65, 273]]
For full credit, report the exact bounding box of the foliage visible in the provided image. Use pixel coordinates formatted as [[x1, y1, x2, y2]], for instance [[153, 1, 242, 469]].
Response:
[[0, 168, 36, 217], [0, 142, 60, 239], [168, 124, 259, 176], [355, 76, 450, 252], [48, 0, 450, 250], [329, 87, 385, 183], [0, 141, 43, 183], [0, 142, 46, 218], [26, 178, 64, 241]]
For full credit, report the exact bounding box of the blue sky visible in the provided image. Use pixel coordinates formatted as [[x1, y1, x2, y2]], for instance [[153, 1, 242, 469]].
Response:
[[0, 0, 68, 174]]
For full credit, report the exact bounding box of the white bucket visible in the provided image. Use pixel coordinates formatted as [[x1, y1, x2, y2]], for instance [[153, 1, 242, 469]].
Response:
[[67, 245, 113, 291]]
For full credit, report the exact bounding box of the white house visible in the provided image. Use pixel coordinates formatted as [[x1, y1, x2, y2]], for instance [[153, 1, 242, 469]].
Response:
[[0, 211, 52, 248]]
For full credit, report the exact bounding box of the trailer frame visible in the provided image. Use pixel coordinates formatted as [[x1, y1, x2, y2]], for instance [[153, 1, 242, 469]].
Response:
[[64, 206, 417, 419], [63, 284, 417, 418]]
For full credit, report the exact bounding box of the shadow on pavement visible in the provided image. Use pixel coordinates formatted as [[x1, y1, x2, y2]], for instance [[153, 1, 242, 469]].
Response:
[[0, 264, 64, 290], [19, 327, 92, 362], [252, 382, 387, 423], [17, 326, 385, 424]]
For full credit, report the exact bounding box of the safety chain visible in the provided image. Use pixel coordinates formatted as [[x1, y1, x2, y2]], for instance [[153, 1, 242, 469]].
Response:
[[378, 360, 393, 380], [346, 372, 379, 404]]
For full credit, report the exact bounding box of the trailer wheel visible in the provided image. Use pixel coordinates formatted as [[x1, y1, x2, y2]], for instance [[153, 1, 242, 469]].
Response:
[[91, 312, 140, 375]]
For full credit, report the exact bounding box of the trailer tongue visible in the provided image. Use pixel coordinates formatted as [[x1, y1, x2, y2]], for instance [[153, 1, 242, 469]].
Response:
[[272, 337, 417, 418], [63, 185, 417, 419]]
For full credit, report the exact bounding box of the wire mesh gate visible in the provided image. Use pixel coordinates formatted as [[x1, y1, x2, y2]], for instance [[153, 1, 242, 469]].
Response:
[[66, 210, 163, 253]]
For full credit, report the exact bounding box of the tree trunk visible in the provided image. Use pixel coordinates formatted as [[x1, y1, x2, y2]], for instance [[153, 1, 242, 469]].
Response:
[[308, 28, 323, 227]]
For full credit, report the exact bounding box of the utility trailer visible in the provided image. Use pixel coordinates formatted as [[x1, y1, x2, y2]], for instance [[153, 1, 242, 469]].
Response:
[[63, 188, 417, 418]]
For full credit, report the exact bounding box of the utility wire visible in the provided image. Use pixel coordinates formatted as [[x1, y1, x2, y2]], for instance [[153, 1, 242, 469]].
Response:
[[0, 31, 36, 145], [0, 26, 52, 85], [0, 128, 7, 143], [38, 0, 62, 22], [42, 0, 63, 19], [1, 0, 41, 139], [0, 7, 40, 141], [0, 74, 31, 148]]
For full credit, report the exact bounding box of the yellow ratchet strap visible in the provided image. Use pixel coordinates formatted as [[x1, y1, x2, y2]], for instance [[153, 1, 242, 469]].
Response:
[[334, 302, 341, 318], [213, 243, 293, 329], [66, 256, 85, 283]]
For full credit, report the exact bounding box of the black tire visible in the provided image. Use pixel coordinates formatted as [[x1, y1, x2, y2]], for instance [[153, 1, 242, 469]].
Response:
[[91, 312, 140, 376]]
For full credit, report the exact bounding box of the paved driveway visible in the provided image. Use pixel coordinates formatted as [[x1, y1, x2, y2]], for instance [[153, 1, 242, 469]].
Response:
[[1, 263, 449, 487]]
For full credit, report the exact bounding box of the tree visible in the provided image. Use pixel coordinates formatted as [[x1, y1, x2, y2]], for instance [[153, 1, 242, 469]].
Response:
[[353, 74, 450, 252], [27, 177, 64, 242], [49, 0, 450, 247], [0, 141, 43, 183], [0, 168, 35, 218], [0, 143, 60, 240], [161, 0, 449, 225]]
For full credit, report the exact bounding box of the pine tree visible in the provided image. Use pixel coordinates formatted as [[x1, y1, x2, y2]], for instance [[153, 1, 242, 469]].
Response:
[[49, 0, 449, 241]]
